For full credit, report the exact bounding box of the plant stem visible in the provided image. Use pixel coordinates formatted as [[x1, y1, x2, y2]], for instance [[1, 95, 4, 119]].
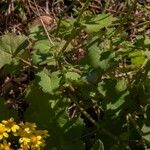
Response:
[[131, 59, 150, 86], [33, 0, 54, 46], [59, 0, 91, 54], [68, 85, 118, 140], [109, 0, 138, 38]]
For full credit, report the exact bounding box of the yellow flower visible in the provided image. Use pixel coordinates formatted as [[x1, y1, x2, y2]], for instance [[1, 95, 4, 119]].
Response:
[[19, 137, 31, 145], [2, 118, 19, 133], [31, 135, 42, 145], [0, 141, 11, 150], [0, 124, 9, 140], [35, 130, 49, 138], [0, 119, 48, 149], [19, 122, 37, 132], [19, 143, 29, 150], [18, 127, 32, 138], [30, 135, 46, 149]]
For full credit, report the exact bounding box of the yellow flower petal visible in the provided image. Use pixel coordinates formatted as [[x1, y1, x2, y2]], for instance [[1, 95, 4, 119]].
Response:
[[3, 133, 8, 138], [0, 135, 3, 140], [12, 125, 19, 132]]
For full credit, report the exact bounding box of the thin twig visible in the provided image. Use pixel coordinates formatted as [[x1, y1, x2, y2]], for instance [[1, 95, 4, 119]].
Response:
[[33, 0, 54, 46], [19, 58, 38, 69]]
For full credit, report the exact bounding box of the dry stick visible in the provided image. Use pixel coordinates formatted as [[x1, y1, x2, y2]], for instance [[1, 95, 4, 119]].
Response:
[[45, 0, 49, 14], [33, 0, 54, 46], [108, 0, 138, 38], [19, 58, 38, 69], [27, 0, 38, 15]]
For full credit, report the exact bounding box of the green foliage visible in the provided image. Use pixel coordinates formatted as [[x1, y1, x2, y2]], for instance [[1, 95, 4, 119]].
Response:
[[129, 50, 145, 66], [0, 0, 150, 149], [25, 80, 85, 149], [0, 97, 17, 120], [36, 69, 61, 94], [81, 13, 116, 33], [92, 139, 104, 150], [0, 33, 28, 68]]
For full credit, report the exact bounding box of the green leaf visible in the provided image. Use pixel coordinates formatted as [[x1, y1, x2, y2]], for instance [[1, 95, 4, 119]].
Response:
[[58, 19, 75, 39], [0, 33, 28, 55], [0, 49, 12, 69], [0, 97, 17, 121], [29, 25, 45, 40], [62, 141, 84, 150], [92, 139, 104, 150], [141, 124, 150, 142], [81, 13, 116, 33], [65, 71, 81, 81], [33, 39, 52, 51], [32, 39, 54, 65], [106, 92, 127, 111], [129, 50, 145, 65], [144, 35, 150, 46], [143, 51, 150, 60], [32, 50, 47, 65], [87, 42, 101, 69], [32, 40, 65, 66], [87, 40, 115, 71], [144, 105, 150, 129], [98, 79, 128, 117], [115, 79, 127, 92], [25, 82, 85, 149], [0, 33, 28, 68], [36, 69, 61, 94]]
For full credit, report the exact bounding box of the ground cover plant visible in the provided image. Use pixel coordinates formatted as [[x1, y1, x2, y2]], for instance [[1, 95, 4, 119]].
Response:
[[0, 0, 150, 149]]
